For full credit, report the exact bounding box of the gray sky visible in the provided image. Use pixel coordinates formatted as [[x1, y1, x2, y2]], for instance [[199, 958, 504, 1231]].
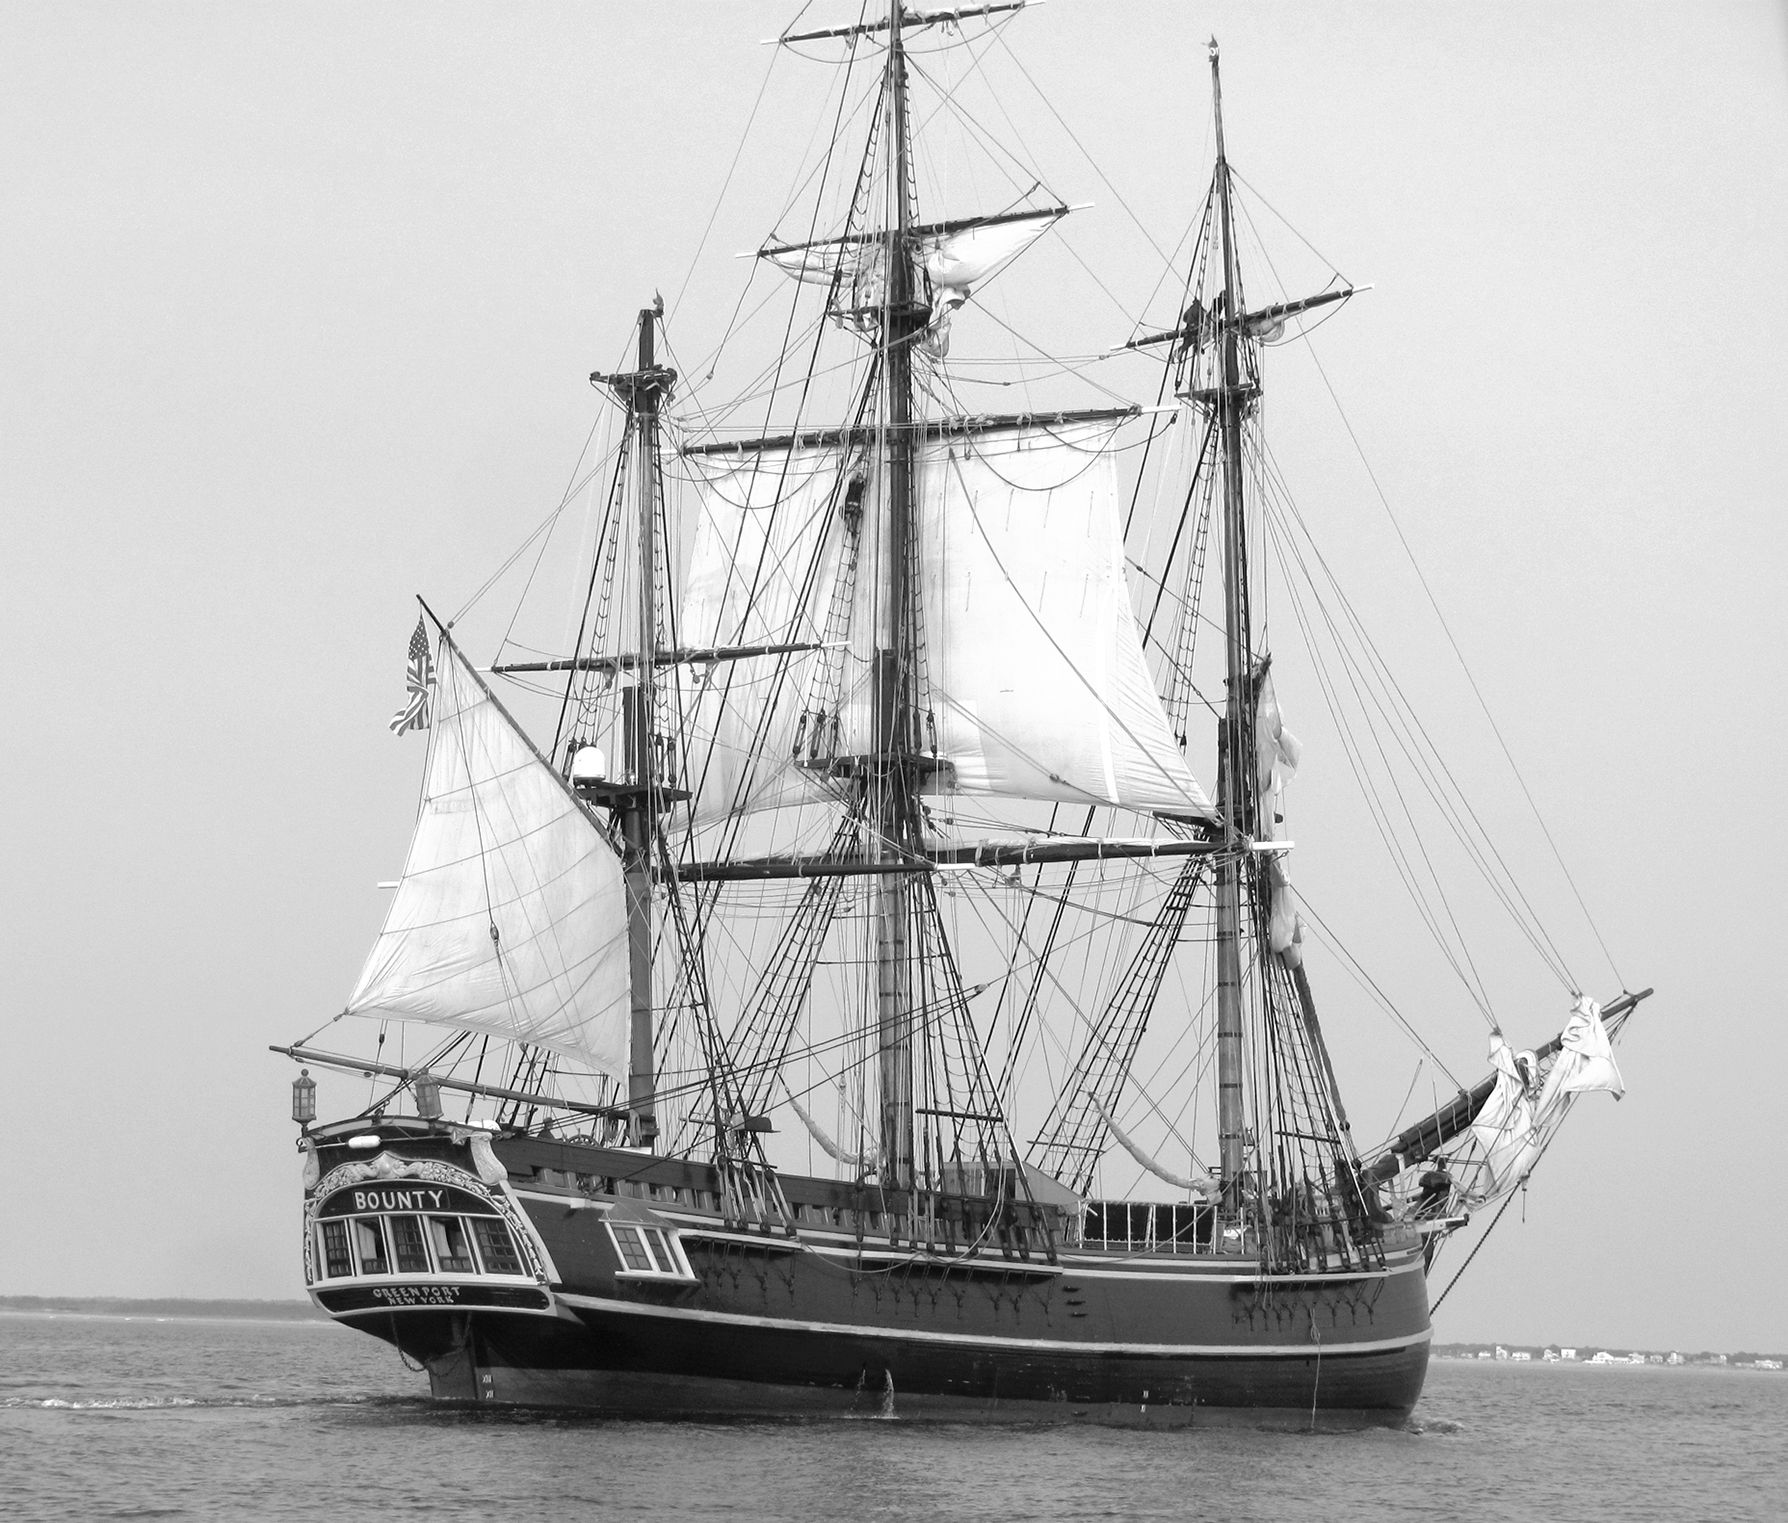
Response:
[[4, 1, 1786, 1355]]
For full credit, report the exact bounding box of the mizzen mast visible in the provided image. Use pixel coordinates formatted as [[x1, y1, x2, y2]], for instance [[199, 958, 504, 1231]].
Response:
[[594, 308, 677, 1148]]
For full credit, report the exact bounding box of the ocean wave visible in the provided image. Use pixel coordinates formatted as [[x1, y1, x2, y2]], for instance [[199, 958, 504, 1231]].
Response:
[[1400, 1415, 1465, 1435], [3, 1393, 427, 1412]]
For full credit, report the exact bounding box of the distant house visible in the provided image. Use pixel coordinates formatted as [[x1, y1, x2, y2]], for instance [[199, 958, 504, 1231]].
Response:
[[1542, 1348, 1561, 1363], [1646, 1354, 1665, 1364], [1757, 1359, 1783, 1371], [1511, 1351, 1532, 1362], [1494, 1345, 1510, 1361], [1588, 1351, 1617, 1364], [1560, 1348, 1578, 1361], [1626, 1354, 1648, 1365], [1666, 1353, 1685, 1365], [1476, 1350, 1493, 1360]]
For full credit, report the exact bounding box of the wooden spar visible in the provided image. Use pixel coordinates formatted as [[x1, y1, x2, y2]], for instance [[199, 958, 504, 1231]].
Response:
[[757, 204, 1069, 257], [269, 1044, 632, 1120], [669, 837, 1230, 882], [1361, 988, 1654, 1182], [1208, 40, 1250, 1214], [774, 2, 1028, 46], [678, 406, 1141, 456], [490, 641, 825, 675], [1286, 956, 1354, 1144], [1124, 286, 1364, 350]]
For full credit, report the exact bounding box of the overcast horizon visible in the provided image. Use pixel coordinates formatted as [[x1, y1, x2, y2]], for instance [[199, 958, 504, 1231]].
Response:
[[4, 1, 1787, 1359]]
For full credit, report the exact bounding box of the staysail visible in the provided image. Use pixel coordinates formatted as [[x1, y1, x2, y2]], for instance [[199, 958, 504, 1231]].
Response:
[[344, 633, 633, 1078]]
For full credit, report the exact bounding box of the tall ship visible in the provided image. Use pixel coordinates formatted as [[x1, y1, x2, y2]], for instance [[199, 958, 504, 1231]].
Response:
[[278, 4, 1646, 1427]]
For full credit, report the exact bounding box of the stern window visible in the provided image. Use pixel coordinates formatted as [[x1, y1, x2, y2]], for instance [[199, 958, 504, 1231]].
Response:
[[352, 1217, 389, 1276], [428, 1216, 475, 1273], [320, 1220, 353, 1278], [471, 1218, 525, 1276], [389, 1215, 430, 1274]]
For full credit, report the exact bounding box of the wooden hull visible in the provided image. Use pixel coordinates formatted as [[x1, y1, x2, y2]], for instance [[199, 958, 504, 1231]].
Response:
[[303, 1123, 1431, 1428]]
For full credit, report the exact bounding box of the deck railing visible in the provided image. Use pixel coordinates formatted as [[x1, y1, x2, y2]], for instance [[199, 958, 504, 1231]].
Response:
[[1077, 1200, 1215, 1254]]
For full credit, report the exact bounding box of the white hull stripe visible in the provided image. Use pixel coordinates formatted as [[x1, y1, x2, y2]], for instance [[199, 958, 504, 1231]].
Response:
[[554, 1290, 1433, 1359]]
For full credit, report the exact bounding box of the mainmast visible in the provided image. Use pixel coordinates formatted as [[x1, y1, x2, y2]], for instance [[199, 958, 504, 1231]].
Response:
[[1209, 40, 1253, 1214], [876, 0, 921, 1190]]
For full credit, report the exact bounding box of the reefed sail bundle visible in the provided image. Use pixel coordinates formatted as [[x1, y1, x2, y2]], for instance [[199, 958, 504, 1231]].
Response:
[[344, 637, 632, 1078]]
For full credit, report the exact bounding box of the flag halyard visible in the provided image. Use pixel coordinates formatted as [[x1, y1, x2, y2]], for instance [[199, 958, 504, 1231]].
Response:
[[388, 614, 436, 735]]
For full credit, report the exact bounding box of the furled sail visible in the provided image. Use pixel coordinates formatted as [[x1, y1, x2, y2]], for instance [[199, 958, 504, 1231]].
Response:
[[1449, 998, 1626, 1205], [1254, 666, 1304, 960], [1089, 1094, 1217, 1198], [760, 209, 1064, 349], [919, 423, 1214, 816], [344, 634, 632, 1077]]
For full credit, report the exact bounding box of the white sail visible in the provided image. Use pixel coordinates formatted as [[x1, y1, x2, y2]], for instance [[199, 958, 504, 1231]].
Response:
[[1459, 1034, 1543, 1202], [675, 444, 848, 824], [1452, 1002, 1626, 1206], [1534, 996, 1625, 1111], [345, 636, 632, 1077], [919, 424, 1214, 816], [674, 421, 1214, 822], [762, 209, 1064, 350]]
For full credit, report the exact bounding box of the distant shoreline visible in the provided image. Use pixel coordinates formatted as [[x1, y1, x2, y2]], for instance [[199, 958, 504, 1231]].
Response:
[[1433, 1342, 1784, 1369], [0, 1296, 326, 1323]]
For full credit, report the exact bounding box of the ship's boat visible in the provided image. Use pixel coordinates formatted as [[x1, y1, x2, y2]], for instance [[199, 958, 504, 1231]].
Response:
[[278, 3, 1646, 1427]]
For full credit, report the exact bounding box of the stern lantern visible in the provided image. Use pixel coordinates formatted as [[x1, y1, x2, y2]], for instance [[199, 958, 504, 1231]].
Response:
[[291, 1068, 317, 1125], [415, 1071, 442, 1120]]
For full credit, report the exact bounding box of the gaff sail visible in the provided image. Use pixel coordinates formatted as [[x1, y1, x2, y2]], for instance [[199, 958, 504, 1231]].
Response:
[[344, 634, 633, 1078]]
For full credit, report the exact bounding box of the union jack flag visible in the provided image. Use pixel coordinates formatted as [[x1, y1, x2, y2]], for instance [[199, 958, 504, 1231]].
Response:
[[388, 615, 435, 735]]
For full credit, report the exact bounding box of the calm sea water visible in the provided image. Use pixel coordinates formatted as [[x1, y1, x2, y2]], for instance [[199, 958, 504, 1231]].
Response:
[[2, 1312, 1782, 1522]]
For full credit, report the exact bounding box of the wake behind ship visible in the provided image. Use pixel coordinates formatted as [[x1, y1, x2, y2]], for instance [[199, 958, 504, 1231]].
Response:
[[277, 3, 1645, 1426]]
